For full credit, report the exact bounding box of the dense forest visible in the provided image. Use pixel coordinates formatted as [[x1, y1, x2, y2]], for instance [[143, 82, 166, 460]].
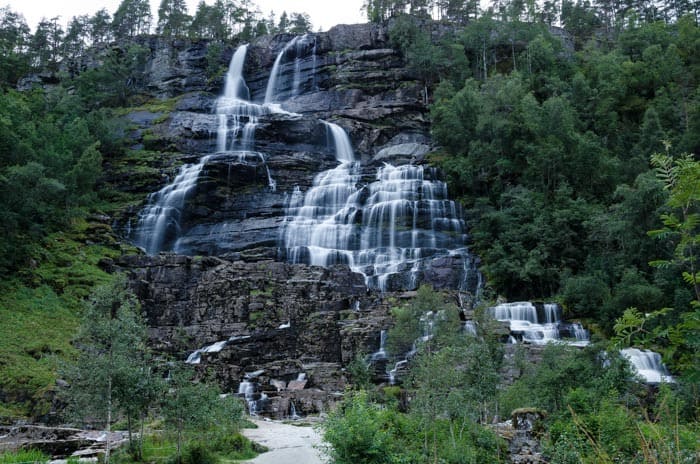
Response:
[[0, 0, 698, 462]]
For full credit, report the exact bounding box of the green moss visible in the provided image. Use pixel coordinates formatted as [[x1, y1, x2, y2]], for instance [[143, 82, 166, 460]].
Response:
[[117, 96, 182, 116], [249, 311, 264, 322], [250, 287, 273, 297], [0, 219, 127, 419]]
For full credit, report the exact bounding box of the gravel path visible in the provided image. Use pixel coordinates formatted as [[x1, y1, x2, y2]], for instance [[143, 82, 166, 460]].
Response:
[[240, 419, 327, 464]]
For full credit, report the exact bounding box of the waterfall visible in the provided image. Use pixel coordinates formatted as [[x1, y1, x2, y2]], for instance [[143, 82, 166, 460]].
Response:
[[185, 339, 228, 365], [133, 156, 211, 254], [265, 34, 317, 104], [132, 44, 276, 254], [464, 321, 478, 336], [621, 348, 674, 384], [371, 330, 388, 361], [133, 34, 479, 293], [281, 123, 473, 291], [237, 370, 269, 415], [282, 121, 361, 267], [490, 302, 590, 346], [289, 401, 301, 420], [215, 44, 269, 151]]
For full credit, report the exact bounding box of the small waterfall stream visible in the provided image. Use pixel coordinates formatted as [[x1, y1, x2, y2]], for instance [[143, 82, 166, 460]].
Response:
[[621, 348, 674, 384], [489, 302, 590, 345], [265, 34, 317, 104]]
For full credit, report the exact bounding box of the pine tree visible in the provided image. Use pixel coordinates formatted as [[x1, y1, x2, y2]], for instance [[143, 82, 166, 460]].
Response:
[[112, 0, 152, 40], [157, 0, 192, 37]]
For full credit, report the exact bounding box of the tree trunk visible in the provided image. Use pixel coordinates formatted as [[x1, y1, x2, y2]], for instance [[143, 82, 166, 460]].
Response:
[[106, 376, 112, 464]]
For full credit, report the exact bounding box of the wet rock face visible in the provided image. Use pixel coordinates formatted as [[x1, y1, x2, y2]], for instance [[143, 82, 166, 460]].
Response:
[[111, 24, 477, 414], [117, 24, 434, 256], [120, 254, 393, 415]]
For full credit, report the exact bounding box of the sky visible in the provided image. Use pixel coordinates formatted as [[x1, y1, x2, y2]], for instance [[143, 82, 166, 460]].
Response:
[[2, 0, 367, 33]]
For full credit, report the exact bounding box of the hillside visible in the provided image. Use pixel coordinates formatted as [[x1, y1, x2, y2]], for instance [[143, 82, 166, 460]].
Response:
[[0, 1, 698, 462]]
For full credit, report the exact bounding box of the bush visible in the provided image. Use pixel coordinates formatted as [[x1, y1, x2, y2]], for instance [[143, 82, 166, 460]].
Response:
[[0, 449, 49, 464], [179, 443, 216, 464]]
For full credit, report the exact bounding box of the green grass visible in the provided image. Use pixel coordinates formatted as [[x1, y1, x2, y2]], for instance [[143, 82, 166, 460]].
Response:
[[0, 449, 49, 464], [0, 218, 127, 419], [0, 282, 80, 418], [112, 432, 264, 464]]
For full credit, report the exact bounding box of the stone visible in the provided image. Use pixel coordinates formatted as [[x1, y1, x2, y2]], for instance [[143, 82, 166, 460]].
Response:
[[118, 255, 388, 413], [287, 380, 307, 390]]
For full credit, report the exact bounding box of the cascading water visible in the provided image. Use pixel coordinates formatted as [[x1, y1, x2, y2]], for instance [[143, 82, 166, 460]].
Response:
[[265, 34, 317, 104], [281, 120, 362, 267], [489, 302, 590, 345], [133, 33, 480, 292], [371, 330, 388, 361], [132, 156, 211, 254], [281, 122, 476, 291], [621, 348, 674, 384], [237, 371, 269, 415], [132, 44, 277, 254]]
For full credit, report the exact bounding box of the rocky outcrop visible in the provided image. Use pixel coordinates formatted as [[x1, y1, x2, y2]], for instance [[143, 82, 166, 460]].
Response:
[[0, 426, 128, 459], [109, 23, 478, 415], [114, 22, 432, 238], [120, 254, 393, 416]]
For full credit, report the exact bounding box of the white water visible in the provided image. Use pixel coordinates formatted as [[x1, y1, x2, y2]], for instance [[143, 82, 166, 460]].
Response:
[[265, 34, 317, 104], [282, 121, 361, 268], [621, 348, 674, 383], [238, 370, 269, 415], [133, 44, 278, 254], [464, 321, 477, 336], [371, 330, 388, 361], [133, 155, 212, 254], [281, 122, 473, 291], [185, 339, 228, 364], [490, 302, 590, 345]]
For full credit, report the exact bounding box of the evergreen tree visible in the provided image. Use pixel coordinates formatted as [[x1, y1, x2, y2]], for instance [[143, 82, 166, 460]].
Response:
[[64, 15, 90, 61], [30, 17, 63, 70], [88, 9, 113, 44], [0, 7, 31, 84], [289, 12, 312, 33], [157, 0, 192, 37], [278, 11, 289, 32], [112, 0, 152, 40]]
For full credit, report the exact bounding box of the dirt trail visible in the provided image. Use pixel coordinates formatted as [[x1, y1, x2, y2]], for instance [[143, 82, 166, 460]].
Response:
[[240, 418, 326, 464]]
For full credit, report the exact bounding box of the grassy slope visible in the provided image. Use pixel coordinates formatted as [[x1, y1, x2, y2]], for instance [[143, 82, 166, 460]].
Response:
[[0, 95, 175, 421], [0, 219, 125, 419]]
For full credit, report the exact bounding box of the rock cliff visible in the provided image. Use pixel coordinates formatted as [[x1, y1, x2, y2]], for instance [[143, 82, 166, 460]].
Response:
[[109, 23, 477, 416], [119, 254, 393, 416], [115, 23, 432, 258]]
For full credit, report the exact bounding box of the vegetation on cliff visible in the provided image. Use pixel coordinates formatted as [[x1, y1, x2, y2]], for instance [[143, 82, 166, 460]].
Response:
[[0, 0, 697, 461]]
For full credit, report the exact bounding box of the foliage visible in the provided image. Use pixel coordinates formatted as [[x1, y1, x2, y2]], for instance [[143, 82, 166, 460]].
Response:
[[610, 153, 700, 380], [110, 430, 260, 464], [157, 0, 192, 37], [162, 366, 245, 464], [0, 449, 49, 464], [0, 218, 120, 419], [60, 275, 159, 461], [499, 343, 699, 462], [347, 353, 373, 390], [323, 391, 399, 464], [427, 17, 699, 345]]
